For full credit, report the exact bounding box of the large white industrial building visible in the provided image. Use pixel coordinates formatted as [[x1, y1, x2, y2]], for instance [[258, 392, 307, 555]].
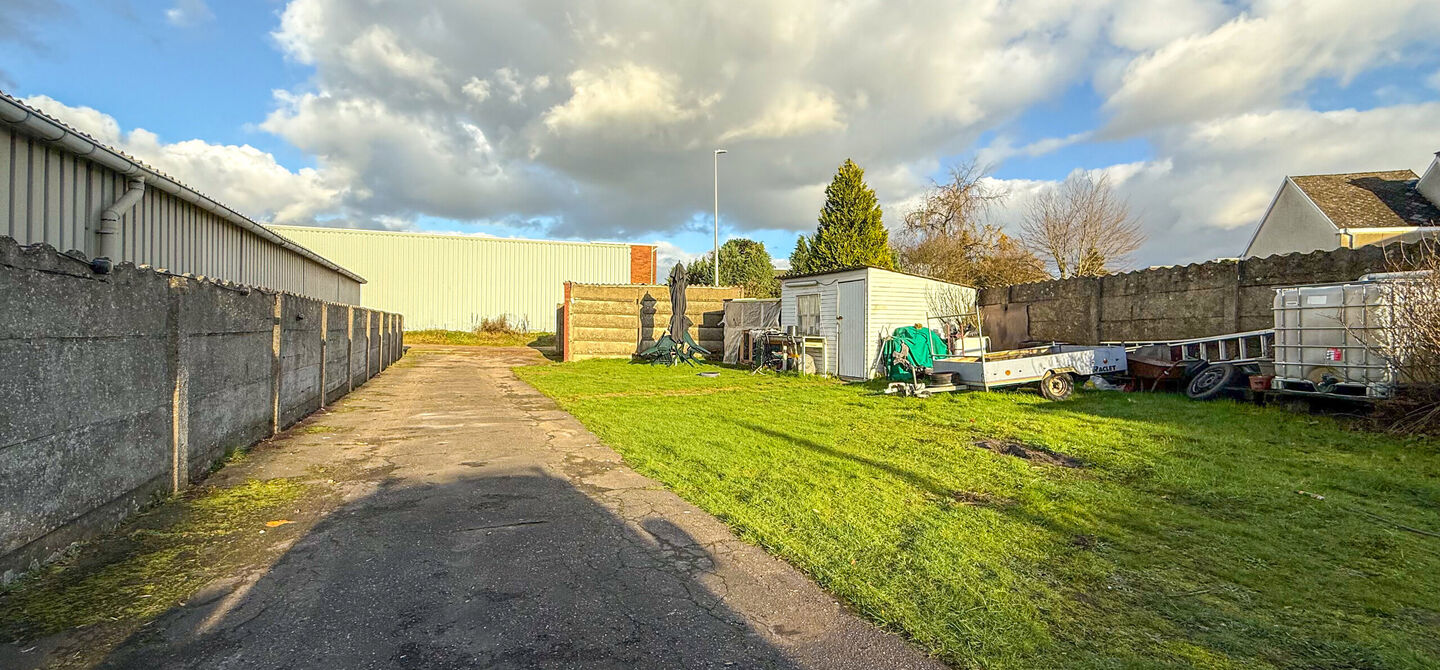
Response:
[[269, 225, 658, 332], [0, 92, 364, 302]]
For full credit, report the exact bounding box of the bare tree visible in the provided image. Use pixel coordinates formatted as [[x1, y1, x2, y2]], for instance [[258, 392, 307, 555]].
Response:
[[1362, 241, 1440, 433], [1020, 172, 1145, 279], [896, 162, 1049, 288], [902, 162, 1009, 237]]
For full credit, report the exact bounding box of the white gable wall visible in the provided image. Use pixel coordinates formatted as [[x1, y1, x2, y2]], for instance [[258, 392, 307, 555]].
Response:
[[1243, 179, 1341, 258], [1418, 154, 1440, 210]]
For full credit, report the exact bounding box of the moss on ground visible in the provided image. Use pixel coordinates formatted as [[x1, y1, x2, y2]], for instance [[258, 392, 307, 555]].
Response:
[[0, 478, 309, 641], [405, 329, 554, 349]]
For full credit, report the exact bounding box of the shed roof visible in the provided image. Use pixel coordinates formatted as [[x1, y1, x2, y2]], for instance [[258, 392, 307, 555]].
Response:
[[779, 264, 972, 287], [1290, 170, 1440, 229]]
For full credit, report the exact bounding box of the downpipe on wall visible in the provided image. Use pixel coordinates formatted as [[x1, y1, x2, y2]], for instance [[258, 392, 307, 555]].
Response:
[[97, 177, 146, 262]]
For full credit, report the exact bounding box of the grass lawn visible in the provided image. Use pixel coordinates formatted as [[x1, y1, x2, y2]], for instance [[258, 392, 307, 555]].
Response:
[[515, 359, 1440, 669], [404, 329, 554, 349]]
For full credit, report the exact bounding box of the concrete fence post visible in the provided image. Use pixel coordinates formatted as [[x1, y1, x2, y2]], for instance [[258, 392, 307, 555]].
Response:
[[1229, 262, 1244, 333], [271, 293, 283, 435], [167, 278, 188, 494], [364, 310, 372, 382], [346, 305, 354, 393], [1091, 277, 1104, 345], [319, 304, 328, 409]]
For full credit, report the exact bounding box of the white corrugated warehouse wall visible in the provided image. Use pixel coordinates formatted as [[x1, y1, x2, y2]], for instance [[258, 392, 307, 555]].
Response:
[[270, 226, 640, 331], [0, 96, 363, 303]]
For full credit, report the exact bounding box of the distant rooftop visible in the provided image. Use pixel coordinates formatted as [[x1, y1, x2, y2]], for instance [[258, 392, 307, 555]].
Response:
[[1290, 169, 1440, 229]]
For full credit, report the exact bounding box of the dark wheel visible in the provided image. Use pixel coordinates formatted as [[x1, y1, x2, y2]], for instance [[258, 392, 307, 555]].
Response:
[[1039, 371, 1074, 401], [1186, 363, 1235, 400]]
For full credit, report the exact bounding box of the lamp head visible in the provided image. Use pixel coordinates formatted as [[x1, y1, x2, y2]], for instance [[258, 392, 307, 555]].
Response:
[[714, 149, 728, 155]]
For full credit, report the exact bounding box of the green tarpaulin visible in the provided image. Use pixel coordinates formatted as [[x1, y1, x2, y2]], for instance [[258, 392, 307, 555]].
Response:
[[881, 326, 949, 380]]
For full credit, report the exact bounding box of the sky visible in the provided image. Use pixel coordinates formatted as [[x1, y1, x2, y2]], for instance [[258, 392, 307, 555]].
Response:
[[2, 0, 1439, 272]]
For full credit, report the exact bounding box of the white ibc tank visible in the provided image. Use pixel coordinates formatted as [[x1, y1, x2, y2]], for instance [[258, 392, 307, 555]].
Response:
[[1272, 282, 1395, 395]]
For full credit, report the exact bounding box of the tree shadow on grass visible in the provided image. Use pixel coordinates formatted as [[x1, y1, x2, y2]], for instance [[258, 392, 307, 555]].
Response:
[[729, 418, 954, 499], [41, 470, 803, 670]]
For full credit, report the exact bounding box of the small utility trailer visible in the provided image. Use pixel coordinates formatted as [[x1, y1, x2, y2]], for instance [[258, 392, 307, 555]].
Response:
[[882, 310, 1127, 400]]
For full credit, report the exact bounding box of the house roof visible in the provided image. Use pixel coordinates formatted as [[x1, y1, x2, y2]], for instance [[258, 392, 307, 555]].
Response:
[[1290, 170, 1440, 229]]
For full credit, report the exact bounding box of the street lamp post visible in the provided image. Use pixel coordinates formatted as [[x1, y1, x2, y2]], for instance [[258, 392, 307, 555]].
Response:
[[713, 149, 727, 287]]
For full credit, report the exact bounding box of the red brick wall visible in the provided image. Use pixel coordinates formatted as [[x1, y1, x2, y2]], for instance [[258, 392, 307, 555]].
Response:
[[629, 245, 657, 284], [561, 281, 573, 362]]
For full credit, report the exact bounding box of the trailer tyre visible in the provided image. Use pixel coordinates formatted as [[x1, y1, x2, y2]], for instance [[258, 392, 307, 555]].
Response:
[[1186, 363, 1235, 400], [1040, 371, 1074, 401]]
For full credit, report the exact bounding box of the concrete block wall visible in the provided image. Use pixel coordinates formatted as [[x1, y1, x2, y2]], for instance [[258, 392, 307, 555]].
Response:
[[0, 237, 403, 580], [977, 243, 1414, 347], [559, 283, 743, 361]]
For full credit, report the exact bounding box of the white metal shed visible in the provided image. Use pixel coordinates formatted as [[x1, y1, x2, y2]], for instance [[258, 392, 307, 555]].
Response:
[[779, 266, 976, 379]]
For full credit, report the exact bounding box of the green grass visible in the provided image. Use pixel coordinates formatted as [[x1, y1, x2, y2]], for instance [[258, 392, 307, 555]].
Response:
[[515, 360, 1440, 669], [0, 479, 308, 640], [405, 329, 554, 348]]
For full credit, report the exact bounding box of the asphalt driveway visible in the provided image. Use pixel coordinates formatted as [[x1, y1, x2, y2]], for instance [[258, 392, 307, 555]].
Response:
[[43, 345, 941, 669]]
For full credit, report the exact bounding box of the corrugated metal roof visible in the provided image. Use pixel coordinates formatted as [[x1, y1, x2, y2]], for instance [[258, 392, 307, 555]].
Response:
[[0, 90, 364, 284]]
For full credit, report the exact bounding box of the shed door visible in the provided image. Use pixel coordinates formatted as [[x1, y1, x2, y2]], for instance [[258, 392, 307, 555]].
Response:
[[838, 279, 866, 378]]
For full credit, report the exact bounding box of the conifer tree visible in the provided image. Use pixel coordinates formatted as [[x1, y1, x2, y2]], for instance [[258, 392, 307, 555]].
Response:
[[789, 159, 896, 273]]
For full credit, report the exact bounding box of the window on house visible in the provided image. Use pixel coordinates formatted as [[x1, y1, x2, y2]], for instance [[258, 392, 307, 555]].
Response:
[[797, 294, 821, 335]]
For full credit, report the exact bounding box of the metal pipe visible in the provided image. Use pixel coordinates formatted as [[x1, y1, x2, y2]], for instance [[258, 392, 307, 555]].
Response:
[[98, 177, 146, 260], [0, 92, 365, 283], [713, 149, 727, 287]]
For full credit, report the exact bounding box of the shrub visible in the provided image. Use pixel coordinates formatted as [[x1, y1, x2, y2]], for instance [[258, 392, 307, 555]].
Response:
[[1370, 240, 1440, 433]]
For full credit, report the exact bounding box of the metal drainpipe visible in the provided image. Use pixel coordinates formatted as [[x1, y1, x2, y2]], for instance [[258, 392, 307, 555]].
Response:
[[98, 177, 146, 260]]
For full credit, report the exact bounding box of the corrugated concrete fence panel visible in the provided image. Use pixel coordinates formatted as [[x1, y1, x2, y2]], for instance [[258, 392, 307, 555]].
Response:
[[0, 240, 175, 573], [324, 304, 351, 404], [175, 279, 276, 483], [978, 243, 1414, 345], [0, 237, 402, 580], [280, 296, 326, 428], [269, 225, 643, 331]]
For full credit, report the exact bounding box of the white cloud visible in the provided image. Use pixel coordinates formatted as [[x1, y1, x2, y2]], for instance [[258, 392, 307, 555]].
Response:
[[653, 241, 700, 275], [1101, 0, 1440, 135], [22, 95, 346, 225], [975, 132, 1093, 166], [260, 0, 1107, 243], [461, 77, 491, 104], [543, 64, 711, 133], [719, 87, 844, 142], [88, 0, 1438, 268], [340, 26, 451, 98], [991, 104, 1440, 266], [1105, 0, 1229, 52], [165, 0, 214, 28]]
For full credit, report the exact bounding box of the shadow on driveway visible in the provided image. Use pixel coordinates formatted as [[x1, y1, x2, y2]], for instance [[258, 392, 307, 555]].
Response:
[[98, 469, 803, 670]]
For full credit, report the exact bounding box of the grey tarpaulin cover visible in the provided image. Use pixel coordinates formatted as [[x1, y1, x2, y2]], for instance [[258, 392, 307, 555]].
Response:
[[721, 299, 781, 363]]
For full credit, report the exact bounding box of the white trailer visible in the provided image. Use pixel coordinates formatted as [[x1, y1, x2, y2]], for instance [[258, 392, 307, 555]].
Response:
[[933, 345, 1127, 395]]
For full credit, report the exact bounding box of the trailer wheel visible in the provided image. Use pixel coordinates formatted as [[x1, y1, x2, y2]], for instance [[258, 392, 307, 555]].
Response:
[[1186, 363, 1235, 400], [1039, 371, 1074, 401]]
